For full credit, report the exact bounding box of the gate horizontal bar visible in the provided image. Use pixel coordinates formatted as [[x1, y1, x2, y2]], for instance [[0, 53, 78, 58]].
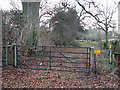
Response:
[[50, 65, 88, 69], [17, 50, 90, 55], [17, 63, 50, 67], [16, 45, 91, 48], [17, 55, 88, 59], [17, 63, 88, 69], [50, 69, 86, 73], [17, 66, 86, 73], [17, 58, 87, 64]]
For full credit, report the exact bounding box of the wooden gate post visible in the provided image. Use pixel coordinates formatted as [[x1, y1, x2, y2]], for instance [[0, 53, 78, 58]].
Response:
[[14, 44, 17, 67], [6, 46, 8, 65], [89, 48, 91, 73], [49, 46, 51, 70], [11, 43, 17, 67], [91, 47, 95, 73], [112, 54, 115, 71], [11, 43, 14, 65]]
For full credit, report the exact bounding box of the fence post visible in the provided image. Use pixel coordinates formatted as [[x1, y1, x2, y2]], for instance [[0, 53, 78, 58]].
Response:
[[11, 43, 16, 66], [14, 44, 17, 67], [6, 46, 8, 65], [86, 48, 88, 71], [11, 43, 14, 65], [50, 46, 51, 70], [91, 47, 95, 73], [94, 54, 97, 74], [112, 54, 115, 71], [109, 45, 112, 63], [89, 48, 91, 73], [109, 45, 112, 70]]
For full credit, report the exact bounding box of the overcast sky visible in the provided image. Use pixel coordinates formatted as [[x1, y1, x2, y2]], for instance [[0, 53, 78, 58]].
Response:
[[0, 0, 119, 30], [0, 0, 119, 10]]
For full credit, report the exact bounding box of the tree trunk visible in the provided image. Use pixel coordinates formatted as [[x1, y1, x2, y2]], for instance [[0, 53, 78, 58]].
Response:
[[0, 11, 2, 58], [105, 31, 108, 46], [22, 2, 40, 45], [0, 11, 2, 88], [105, 25, 109, 48]]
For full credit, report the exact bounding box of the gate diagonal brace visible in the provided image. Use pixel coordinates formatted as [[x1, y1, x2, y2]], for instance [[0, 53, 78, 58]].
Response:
[[53, 47, 85, 72]]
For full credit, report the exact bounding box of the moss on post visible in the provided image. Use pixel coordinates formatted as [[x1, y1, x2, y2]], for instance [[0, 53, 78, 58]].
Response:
[[11, 43, 16, 66]]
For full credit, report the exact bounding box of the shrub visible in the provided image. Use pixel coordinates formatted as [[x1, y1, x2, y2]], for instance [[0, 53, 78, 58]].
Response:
[[111, 40, 119, 53], [68, 40, 81, 47]]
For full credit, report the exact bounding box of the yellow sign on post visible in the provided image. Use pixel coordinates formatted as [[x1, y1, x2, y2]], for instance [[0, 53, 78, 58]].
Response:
[[94, 50, 101, 54], [109, 45, 111, 49]]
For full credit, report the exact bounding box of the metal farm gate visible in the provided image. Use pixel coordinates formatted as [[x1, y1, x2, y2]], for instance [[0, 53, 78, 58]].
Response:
[[15, 45, 92, 73]]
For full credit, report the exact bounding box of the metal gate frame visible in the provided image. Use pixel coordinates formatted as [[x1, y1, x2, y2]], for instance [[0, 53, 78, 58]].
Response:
[[15, 45, 92, 73]]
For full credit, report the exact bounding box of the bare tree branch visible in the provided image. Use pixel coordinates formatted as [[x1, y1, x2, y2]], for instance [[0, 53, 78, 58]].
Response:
[[75, 0, 117, 45]]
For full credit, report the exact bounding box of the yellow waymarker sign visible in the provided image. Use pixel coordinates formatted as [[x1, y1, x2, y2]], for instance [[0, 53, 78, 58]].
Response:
[[109, 45, 111, 49], [94, 50, 101, 54]]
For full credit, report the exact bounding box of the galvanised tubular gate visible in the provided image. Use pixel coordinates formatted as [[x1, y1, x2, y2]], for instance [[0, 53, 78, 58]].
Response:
[[15, 45, 92, 73]]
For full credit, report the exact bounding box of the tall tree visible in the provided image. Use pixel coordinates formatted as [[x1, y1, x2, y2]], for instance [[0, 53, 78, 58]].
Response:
[[22, 0, 53, 46], [75, 0, 117, 47], [0, 11, 2, 68], [22, 2, 40, 46], [50, 2, 84, 46]]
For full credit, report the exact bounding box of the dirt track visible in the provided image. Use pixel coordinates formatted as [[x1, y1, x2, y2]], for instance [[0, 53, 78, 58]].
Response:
[[2, 65, 119, 88]]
